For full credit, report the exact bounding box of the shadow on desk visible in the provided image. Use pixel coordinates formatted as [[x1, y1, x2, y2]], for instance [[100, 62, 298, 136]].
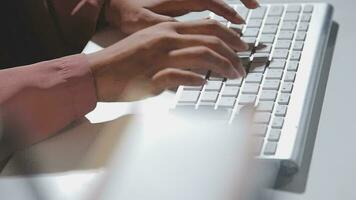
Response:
[[274, 22, 339, 193], [0, 115, 135, 176]]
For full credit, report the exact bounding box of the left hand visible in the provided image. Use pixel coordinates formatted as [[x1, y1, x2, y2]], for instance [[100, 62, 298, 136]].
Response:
[[104, 0, 260, 35]]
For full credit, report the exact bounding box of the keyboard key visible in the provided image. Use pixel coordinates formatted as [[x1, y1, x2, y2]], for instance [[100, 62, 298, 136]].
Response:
[[242, 84, 260, 94], [264, 142, 278, 155], [259, 35, 275, 43], [298, 22, 309, 31], [183, 85, 202, 91], [244, 28, 260, 37], [278, 93, 291, 105], [218, 97, 236, 108], [286, 5, 301, 13], [301, 14, 312, 22], [245, 73, 263, 83], [225, 78, 243, 86], [238, 95, 257, 105], [284, 71, 296, 82], [284, 13, 300, 21], [275, 105, 288, 116], [293, 41, 304, 50], [281, 22, 297, 30], [253, 124, 268, 137], [205, 81, 223, 91], [281, 83, 294, 93], [255, 43, 272, 53], [235, 6, 249, 19], [260, 90, 278, 101], [303, 5, 314, 13], [269, 59, 286, 69], [266, 69, 283, 80], [273, 49, 289, 59], [287, 61, 299, 71], [290, 51, 302, 60], [213, 14, 227, 22], [257, 101, 274, 112], [262, 25, 278, 34], [242, 36, 257, 45], [254, 113, 271, 124], [249, 62, 267, 73], [230, 23, 244, 32], [265, 17, 280, 25], [278, 31, 294, 40], [268, 5, 284, 16], [247, 19, 263, 28], [272, 117, 284, 129], [200, 91, 219, 102], [250, 6, 267, 19], [268, 129, 281, 141], [275, 40, 292, 49], [208, 73, 224, 81], [222, 86, 239, 97], [179, 91, 200, 103], [253, 53, 269, 62], [262, 80, 281, 90], [237, 51, 252, 58], [199, 101, 216, 107], [296, 32, 307, 41]]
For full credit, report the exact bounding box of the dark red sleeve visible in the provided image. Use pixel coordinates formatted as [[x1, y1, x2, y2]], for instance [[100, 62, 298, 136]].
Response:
[[0, 54, 97, 148]]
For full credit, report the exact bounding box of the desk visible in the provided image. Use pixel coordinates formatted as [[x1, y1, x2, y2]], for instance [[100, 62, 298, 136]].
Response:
[[1, 0, 355, 199]]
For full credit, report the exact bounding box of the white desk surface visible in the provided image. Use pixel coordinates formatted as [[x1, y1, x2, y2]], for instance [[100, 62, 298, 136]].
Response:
[[1, 0, 355, 199]]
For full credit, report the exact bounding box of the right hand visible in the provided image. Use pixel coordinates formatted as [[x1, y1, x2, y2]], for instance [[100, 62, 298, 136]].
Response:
[[87, 20, 248, 102], [104, 0, 259, 35]]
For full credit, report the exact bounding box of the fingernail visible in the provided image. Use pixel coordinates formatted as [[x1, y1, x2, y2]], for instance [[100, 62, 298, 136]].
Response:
[[242, 42, 250, 51], [252, 0, 260, 8], [235, 13, 246, 24]]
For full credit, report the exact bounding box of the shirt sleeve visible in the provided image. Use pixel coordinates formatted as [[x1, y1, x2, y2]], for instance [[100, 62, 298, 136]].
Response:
[[0, 54, 97, 148]]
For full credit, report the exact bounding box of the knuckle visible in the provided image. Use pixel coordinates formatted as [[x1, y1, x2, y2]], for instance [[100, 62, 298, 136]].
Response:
[[196, 47, 213, 58], [154, 33, 177, 47]]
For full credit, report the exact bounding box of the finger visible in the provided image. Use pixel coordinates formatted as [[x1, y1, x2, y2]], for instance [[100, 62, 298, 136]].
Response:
[[204, 0, 245, 24], [152, 69, 206, 91], [173, 34, 246, 76], [127, 9, 177, 33], [175, 19, 249, 51], [163, 46, 240, 79], [240, 0, 260, 9], [143, 9, 177, 24]]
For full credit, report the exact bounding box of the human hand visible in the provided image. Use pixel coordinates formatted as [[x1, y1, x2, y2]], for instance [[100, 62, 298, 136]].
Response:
[[87, 20, 248, 101], [104, 0, 259, 34]]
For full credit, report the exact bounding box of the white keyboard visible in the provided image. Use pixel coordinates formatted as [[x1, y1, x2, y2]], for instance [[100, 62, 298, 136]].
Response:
[[173, 3, 333, 171]]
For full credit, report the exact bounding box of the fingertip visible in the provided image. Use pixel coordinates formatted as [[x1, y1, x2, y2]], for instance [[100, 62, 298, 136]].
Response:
[[241, 42, 250, 51], [249, 1, 260, 9], [229, 69, 241, 79], [234, 13, 246, 24], [241, 0, 260, 9]]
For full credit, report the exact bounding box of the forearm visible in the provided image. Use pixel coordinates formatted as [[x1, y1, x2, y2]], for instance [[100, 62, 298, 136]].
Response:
[[0, 54, 97, 152]]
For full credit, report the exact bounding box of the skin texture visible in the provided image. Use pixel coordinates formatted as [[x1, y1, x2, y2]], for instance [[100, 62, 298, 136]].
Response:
[[87, 20, 250, 101], [104, 0, 259, 34]]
